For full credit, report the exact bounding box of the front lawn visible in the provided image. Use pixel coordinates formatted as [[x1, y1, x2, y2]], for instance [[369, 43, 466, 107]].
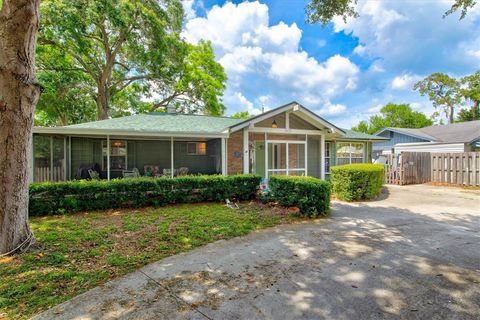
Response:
[[0, 202, 298, 319]]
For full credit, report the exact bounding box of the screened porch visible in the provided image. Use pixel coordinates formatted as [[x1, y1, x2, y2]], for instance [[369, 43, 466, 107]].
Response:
[[32, 135, 224, 182]]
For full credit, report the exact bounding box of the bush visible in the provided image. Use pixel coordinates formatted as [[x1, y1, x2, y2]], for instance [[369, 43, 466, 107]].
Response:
[[268, 176, 331, 217], [330, 164, 384, 201], [29, 174, 262, 216]]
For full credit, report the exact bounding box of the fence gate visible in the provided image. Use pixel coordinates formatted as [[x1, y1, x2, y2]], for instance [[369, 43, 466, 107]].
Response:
[[384, 152, 431, 185]]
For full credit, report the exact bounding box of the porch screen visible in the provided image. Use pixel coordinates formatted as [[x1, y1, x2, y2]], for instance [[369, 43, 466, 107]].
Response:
[[33, 135, 66, 182], [267, 142, 306, 177]]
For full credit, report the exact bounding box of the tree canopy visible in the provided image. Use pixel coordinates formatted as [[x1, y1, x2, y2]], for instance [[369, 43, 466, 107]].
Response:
[[306, 0, 477, 25], [351, 103, 433, 134], [37, 0, 226, 124], [414, 73, 461, 124], [231, 111, 253, 119]]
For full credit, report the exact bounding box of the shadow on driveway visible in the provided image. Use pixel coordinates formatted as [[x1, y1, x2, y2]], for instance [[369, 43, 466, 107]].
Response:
[[34, 185, 480, 319]]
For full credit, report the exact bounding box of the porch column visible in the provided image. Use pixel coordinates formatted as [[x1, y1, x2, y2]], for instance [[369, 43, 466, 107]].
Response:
[[320, 134, 325, 180], [50, 136, 53, 181], [221, 137, 227, 176], [170, 137, 174, 177], [29, 136, 34, 184], [63, 137, 67, 181], [243, 129, 249, 174], [107, 135, 110, 181]]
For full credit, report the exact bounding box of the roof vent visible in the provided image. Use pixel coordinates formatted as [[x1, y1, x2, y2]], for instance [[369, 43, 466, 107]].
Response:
[[166, 105, 177, 114]]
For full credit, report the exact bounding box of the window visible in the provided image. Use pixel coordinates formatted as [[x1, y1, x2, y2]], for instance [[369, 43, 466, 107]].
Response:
[[103, 140, 127, 170], [336, 142, 364, 165], [325, 142, 331, 173], [187, 142, 207, 155]]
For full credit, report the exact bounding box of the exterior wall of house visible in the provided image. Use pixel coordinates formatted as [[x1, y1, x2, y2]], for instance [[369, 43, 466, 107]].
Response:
[[394, 142, 466, 153], [227, 130, 244, 175], [373, 131, 429, 157]]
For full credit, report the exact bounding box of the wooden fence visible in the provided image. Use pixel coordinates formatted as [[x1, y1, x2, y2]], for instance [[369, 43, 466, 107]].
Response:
[[385, 152, 480, 186], [431, 152, 479, 186], [34, 166, 65, 183]]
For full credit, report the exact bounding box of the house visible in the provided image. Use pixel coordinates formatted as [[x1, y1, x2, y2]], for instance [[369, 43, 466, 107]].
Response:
[[373, 120, 480, 158], [31, 101, 387, 183]]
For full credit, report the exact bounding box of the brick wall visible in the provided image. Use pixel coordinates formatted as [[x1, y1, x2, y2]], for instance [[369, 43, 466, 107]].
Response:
[[227, 130, 243, 175]]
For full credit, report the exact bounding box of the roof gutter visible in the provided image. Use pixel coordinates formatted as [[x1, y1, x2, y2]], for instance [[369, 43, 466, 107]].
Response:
[[33, 126, 229, 139]]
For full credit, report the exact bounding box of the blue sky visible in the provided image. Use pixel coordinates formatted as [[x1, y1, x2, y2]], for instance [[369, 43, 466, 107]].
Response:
[[182, 0, 480, 128]]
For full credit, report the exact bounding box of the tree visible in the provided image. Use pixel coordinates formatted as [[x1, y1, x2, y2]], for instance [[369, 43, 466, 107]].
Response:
[[457, 108, 480, 122], [231, 111, 253, 119], [35, 71, 97, 126], [0, 0, 40, 254], [306, 0, 477, 25], [38, 0, 226, 120], [414, 73, 460, 124], [458, 71, 480, 121], [148, 41, 227, 115], [351, 103, 433, 134]]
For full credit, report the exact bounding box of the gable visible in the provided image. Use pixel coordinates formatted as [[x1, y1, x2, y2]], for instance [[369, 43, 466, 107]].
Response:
[[229, 101, 344, 134]]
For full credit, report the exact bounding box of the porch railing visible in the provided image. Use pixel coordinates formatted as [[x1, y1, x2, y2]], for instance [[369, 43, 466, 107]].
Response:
[[34, 166, 65, 182]]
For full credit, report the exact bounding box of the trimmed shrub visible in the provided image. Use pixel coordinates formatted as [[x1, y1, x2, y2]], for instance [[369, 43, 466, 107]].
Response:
[[268, 176, 331, 217], [330, 164, 384, 201], [29, 174, 262, 216]]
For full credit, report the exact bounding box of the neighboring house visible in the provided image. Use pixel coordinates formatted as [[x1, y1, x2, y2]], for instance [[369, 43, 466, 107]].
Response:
[[373, 120, 480, 157], [31, 101, 387, 183]]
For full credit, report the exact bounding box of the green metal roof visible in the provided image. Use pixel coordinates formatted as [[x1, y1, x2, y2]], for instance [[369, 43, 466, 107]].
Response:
[[66, 113, 244, 134], [340, 129, 389, 141]]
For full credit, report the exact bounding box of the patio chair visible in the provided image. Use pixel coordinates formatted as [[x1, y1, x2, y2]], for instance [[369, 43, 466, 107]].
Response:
[[177, 167, 189, 176], [88, 169, 100, 180]]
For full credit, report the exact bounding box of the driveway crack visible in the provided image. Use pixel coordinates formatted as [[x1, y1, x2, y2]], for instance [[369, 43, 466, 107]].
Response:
[[139, 270, 214, 320]]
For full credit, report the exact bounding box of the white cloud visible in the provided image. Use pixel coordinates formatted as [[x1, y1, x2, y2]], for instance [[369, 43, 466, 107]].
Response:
[[333, 0, 480, 74], [367, 104, 382, 113], [182, 0, 197, 20], [391, 73, 422, 90], [317, 103, 347, 116], [223, 91, 262, 115], [182, 1, 359, 114]]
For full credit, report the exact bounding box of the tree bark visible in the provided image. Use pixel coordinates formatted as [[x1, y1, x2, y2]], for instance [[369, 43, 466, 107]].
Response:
[[449, 105, 454, 124], [472, 100, 479, 120], [0, 0, 41, 254], [95, 83, 109, 120]]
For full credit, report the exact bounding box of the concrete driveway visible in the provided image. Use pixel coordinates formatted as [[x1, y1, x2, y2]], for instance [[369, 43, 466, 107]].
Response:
[[35, 185, 480, 320]]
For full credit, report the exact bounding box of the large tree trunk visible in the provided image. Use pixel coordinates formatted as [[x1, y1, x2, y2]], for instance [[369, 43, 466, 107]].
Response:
[[95, 79, 110, 120], [0, 0, 41, 254]]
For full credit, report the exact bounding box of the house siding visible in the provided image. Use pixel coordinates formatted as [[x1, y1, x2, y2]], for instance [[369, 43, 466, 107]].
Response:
[[373, 131, 430, 155]]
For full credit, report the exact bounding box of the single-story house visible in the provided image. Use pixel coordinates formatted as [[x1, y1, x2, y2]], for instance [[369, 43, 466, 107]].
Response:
[[30, 101, 387, 183], [373, 120, 480, 158]]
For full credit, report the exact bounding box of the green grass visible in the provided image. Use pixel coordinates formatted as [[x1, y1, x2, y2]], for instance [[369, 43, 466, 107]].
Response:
[[0, 202, 299, 319]]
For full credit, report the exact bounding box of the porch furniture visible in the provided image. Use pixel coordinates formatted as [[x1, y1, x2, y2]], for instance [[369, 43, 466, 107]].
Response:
[[75, 163, 101, 180], [123, 168, 140, 178], [163, 168, 175, 176], [177, 167, 189, 176], [88, 169, 100, 180], [144, 165, 161, 177]]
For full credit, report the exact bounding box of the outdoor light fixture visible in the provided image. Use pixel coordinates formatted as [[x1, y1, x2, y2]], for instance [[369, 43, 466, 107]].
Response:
[[271, 120, 278, 128]]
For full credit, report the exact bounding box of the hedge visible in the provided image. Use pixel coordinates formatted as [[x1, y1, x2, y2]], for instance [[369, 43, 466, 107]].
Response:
[[330, 164, 384, 201], [29, 174, 262, 216], [268, 176, 331, 217]]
